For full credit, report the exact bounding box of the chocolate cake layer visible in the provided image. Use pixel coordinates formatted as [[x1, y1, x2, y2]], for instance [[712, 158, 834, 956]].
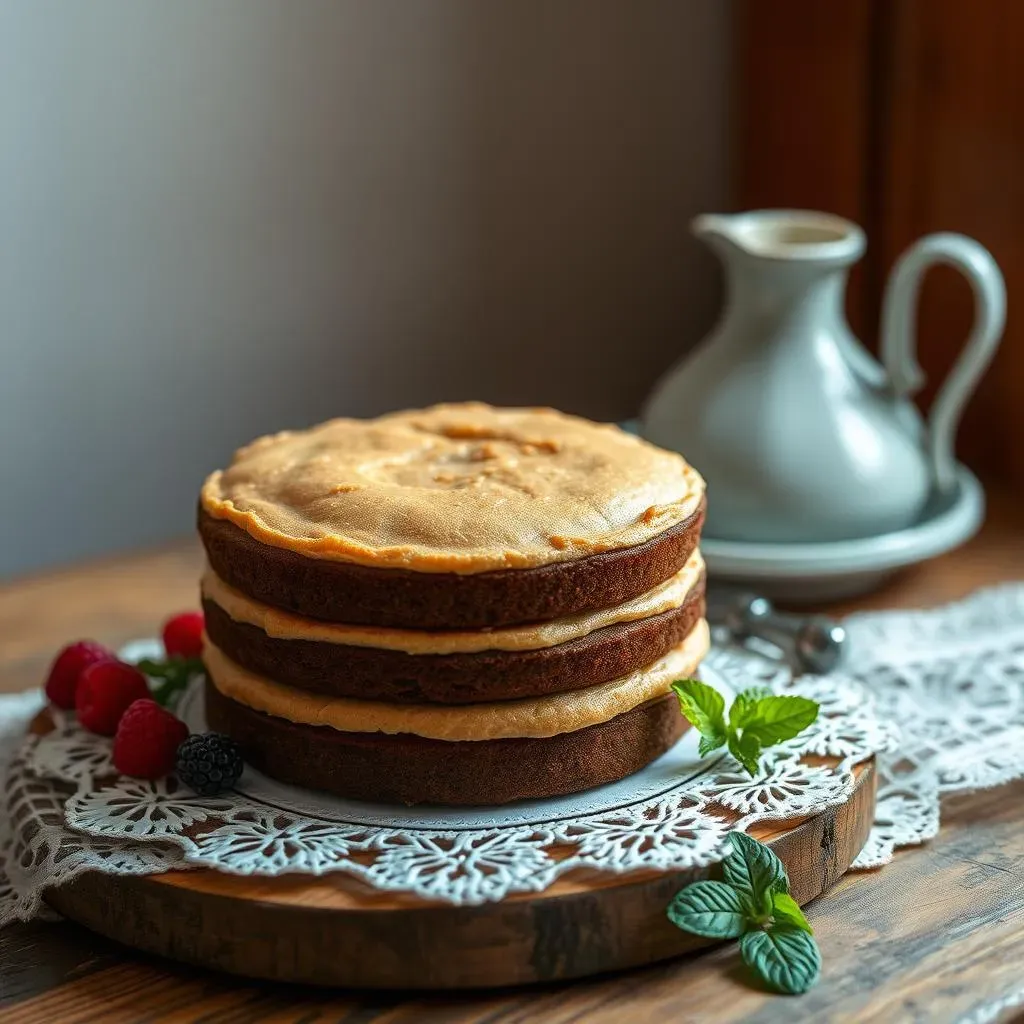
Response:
[[198, 498, 704, 630], [202, 576, 706, 704], [205, 679, 687, 805]]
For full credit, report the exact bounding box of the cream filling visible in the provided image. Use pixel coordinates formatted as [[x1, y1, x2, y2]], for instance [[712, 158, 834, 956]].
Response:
[[202, 550, 705, 655], [203, 618, 709, 741]]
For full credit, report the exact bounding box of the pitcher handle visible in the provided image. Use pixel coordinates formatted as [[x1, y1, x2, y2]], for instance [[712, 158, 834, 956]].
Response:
[[880, 233, 1006, 494]]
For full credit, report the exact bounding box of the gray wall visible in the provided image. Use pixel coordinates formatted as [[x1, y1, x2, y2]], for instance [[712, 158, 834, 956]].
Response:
[[0, 0, 732, 578]]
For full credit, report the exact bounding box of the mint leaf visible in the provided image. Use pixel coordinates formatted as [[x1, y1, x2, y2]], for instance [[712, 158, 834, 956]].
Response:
[[723, 832, 789, 902], [739, 925, 821, 994], [741, 695, 820, 747], [135, 657, 204, 708], [135, 658, 177, 680], [729, 687, 773, 729], [698, 732, 728, 757], [666, 880, 752, 939], [771, 892, 813, 934], [136, 657, 203, 681], [728, 730, 762, 776], [671, 679, 727, 744]]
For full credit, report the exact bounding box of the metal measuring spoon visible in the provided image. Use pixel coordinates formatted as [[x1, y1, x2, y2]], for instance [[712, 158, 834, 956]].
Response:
[[707, 590, 847, 674]]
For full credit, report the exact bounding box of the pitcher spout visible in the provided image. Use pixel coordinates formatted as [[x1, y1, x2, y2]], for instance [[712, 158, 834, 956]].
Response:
[[693, 210, 866, 266], [691, 213, 746, 253]]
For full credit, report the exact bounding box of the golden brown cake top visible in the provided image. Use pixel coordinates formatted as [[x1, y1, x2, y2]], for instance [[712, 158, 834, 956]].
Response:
[[200, 402, 704, 573]]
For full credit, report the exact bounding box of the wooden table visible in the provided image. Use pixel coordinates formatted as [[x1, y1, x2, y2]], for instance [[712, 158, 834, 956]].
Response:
[[2, 493, 1024, 1023]]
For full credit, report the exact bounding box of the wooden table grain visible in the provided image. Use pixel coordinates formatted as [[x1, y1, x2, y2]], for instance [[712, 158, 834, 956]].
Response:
[[2, 493, 1024, 1023]]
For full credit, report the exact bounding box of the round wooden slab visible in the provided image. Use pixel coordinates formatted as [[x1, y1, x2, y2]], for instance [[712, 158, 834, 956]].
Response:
[[45, 759, 875, 989]]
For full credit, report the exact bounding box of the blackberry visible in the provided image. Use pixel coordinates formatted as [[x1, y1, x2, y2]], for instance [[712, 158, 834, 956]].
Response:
[[176, 732, 244, 795]]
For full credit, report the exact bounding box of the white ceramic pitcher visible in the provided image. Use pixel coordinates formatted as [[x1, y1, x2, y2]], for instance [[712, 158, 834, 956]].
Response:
[[643, 210, 1006, 543]]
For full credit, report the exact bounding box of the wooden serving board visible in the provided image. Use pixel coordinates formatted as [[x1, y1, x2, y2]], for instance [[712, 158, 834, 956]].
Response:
[[44, 760, 875, 990]]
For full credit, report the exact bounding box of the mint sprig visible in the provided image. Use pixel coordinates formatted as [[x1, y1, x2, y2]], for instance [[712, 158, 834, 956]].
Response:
[[135, 657, 204, 708], [667, 832, 821, 995], [671, 679, 818, 776]]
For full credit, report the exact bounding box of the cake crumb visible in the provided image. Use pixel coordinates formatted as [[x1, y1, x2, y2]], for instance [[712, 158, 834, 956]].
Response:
[[470, 443, 500, 461], [533, 439, 561, 454]]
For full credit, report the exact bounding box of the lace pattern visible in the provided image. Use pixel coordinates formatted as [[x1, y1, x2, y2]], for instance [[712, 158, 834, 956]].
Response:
[[843, 584, 1024, 867], [4, 584, 1023, 919], [0, 643, 888, 917]]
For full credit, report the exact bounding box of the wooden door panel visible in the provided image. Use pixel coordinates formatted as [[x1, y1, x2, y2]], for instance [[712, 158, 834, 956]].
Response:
[[879, 0, 1024, 484], [736, 0, 877, 339], [737, 0, 1024, 488]]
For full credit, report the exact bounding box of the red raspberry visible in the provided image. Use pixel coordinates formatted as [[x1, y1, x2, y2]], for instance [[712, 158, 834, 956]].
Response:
[[44, 641, 116, 709], [162, 611, 205, 659], [113, 699, 189, 778], [76, 660, 151, 735]]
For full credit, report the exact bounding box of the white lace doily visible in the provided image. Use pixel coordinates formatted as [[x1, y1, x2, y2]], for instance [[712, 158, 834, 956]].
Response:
[[0, 638, 893, 920], [1, 583, 1021, 921], [842, 583, 1024, 867]]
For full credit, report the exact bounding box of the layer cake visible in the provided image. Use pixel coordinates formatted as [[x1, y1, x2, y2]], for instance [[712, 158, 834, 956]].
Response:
[[199, 402, 708, 805]]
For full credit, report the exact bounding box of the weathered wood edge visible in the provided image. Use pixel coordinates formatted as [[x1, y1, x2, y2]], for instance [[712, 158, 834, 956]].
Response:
[[44, 760, 875, 989]]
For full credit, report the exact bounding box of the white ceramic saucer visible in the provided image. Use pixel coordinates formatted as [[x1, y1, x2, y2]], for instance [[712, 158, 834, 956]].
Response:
[[700, 466, 985, 603]]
